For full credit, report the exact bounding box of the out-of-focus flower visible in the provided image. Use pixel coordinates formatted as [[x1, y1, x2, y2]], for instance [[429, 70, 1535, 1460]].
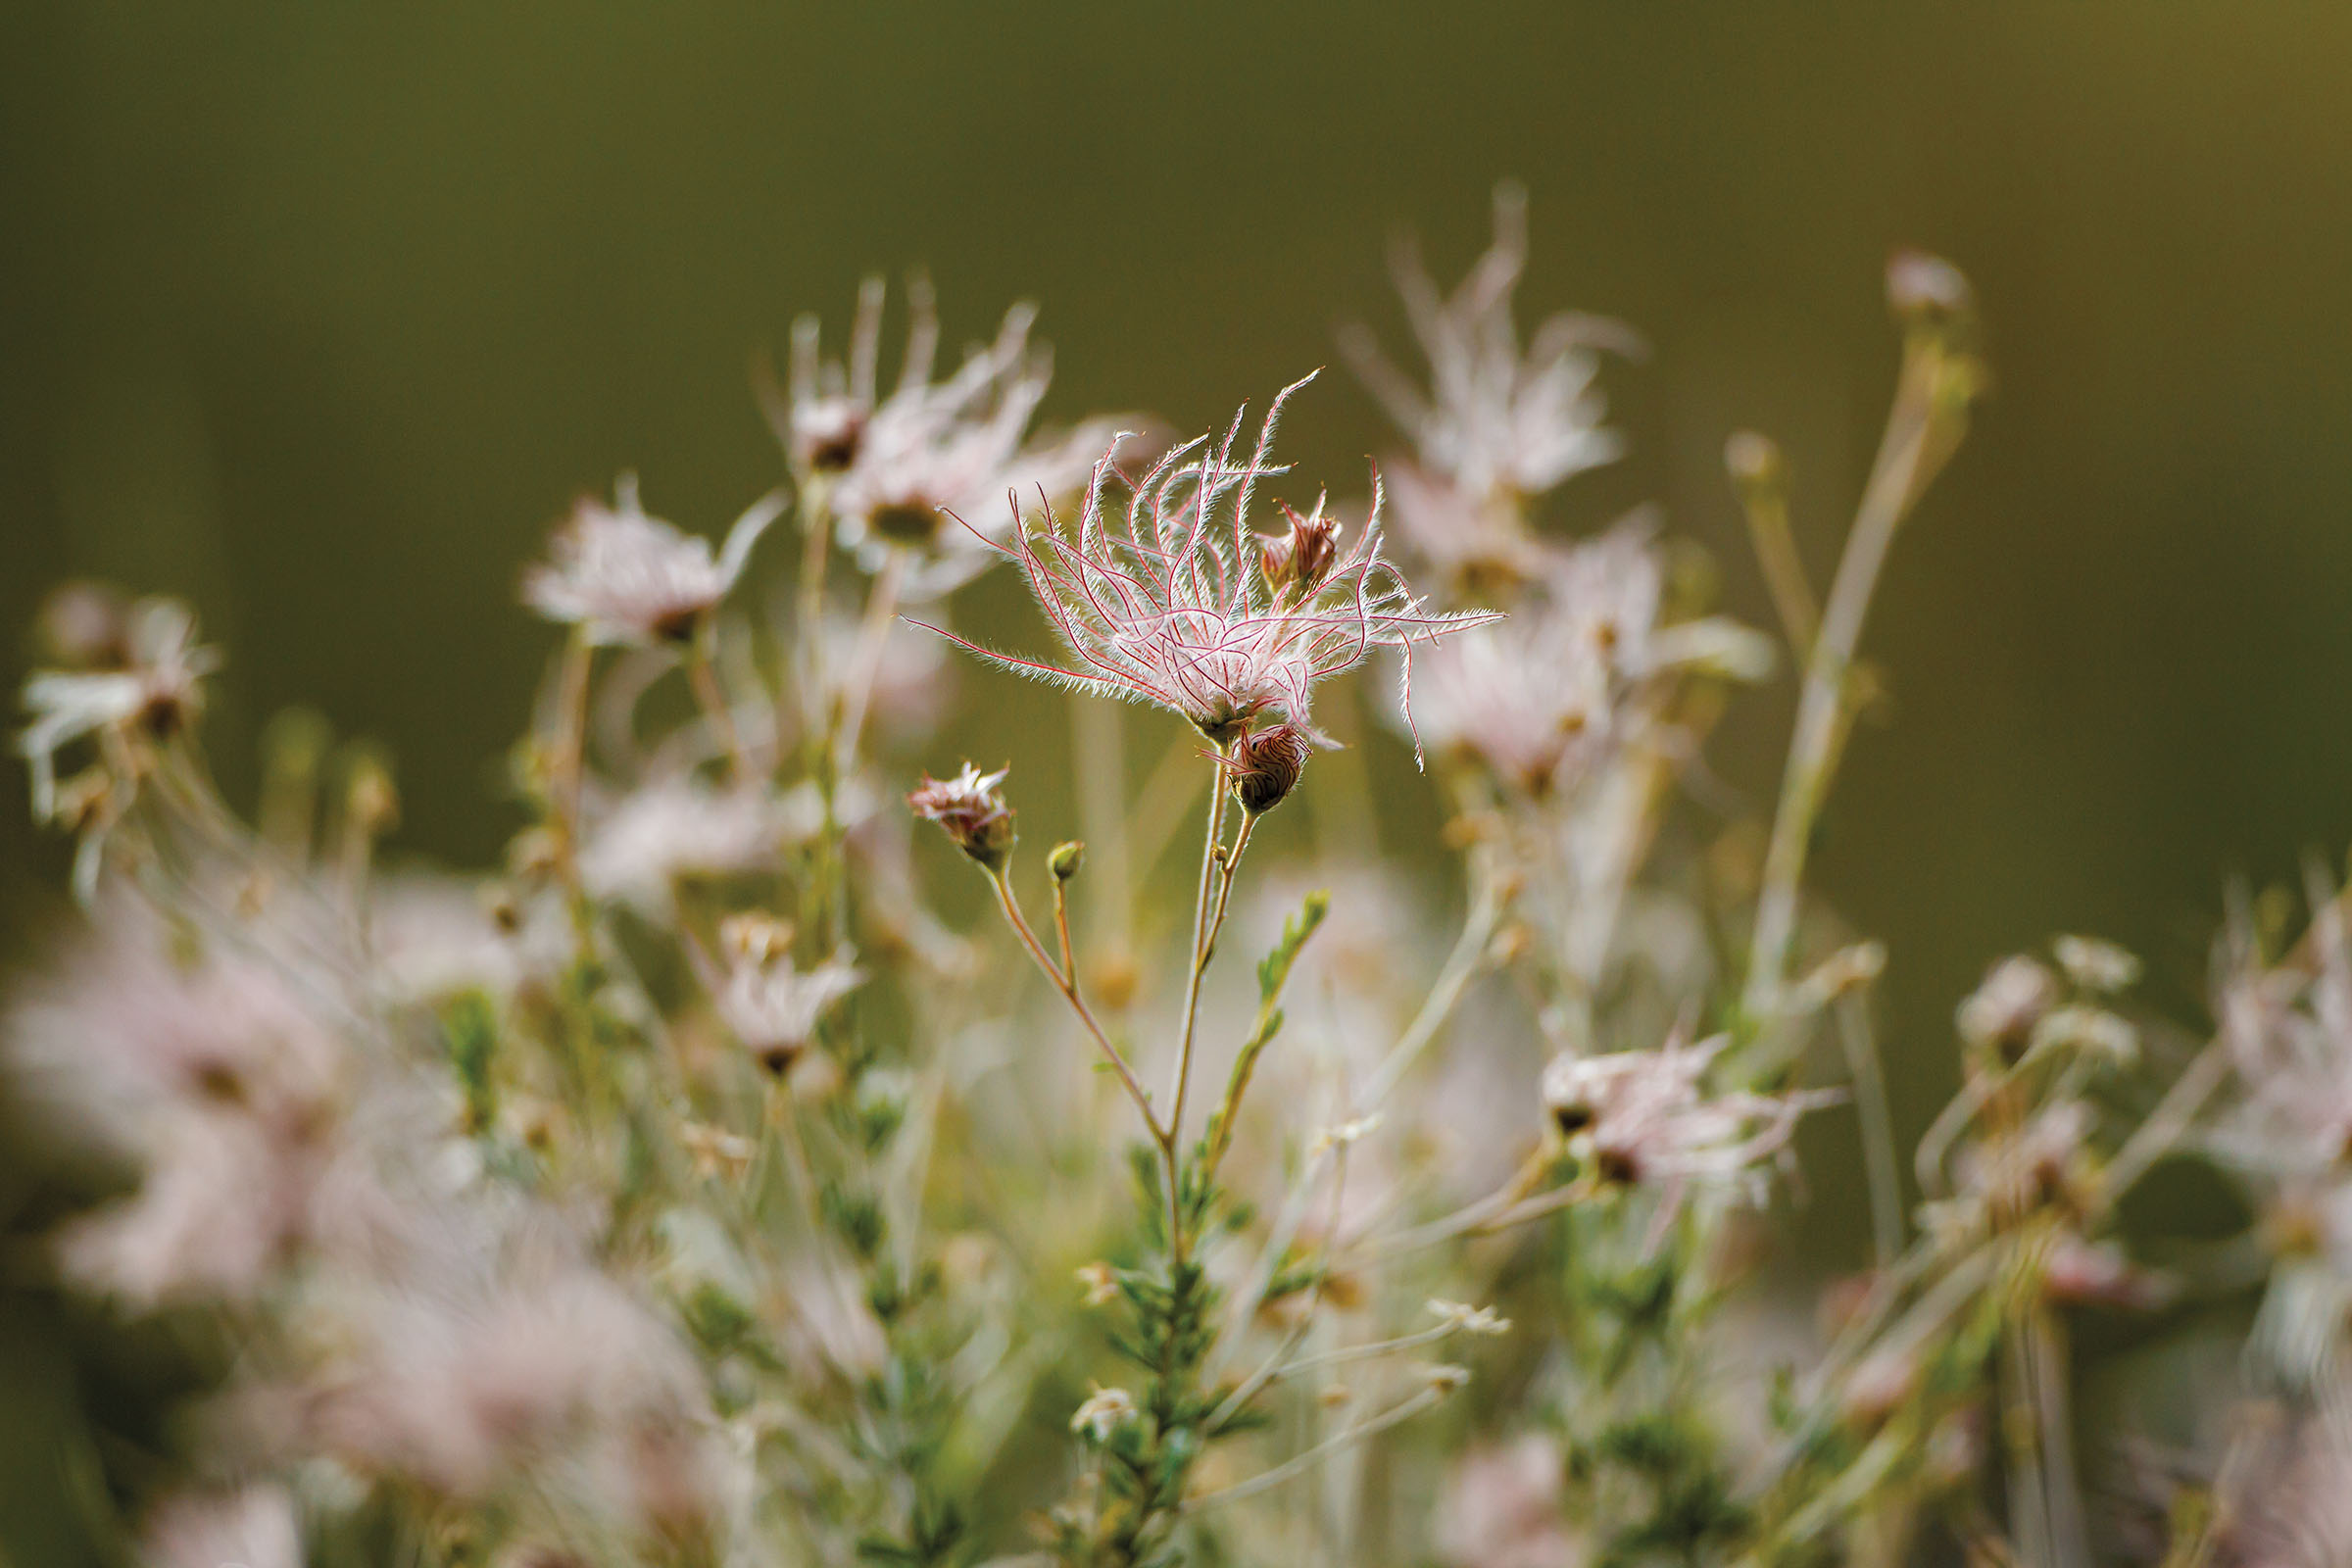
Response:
[[8, 910, 350, 1307], [1342, 183, 1630, 505], [1415, 521, 1767, 794], [1542, 1032, 1833, 1195], [1955, 955, 2060, 1056], [318, 1255, 713, 1522], [907, 762, 1015, 870], [1342, 183, 1637, 590], [139, 1483, 302, 1568], [522, 477, 780, 647], [786, 275, 1128, 602], [2040, 1231, 2174, 1310], [1069, 1384, 1137, 1443], [1434, 1433, 1578, 1568], [920, 376, 1495, 759], [697, 926, 862, 1076], [2055, 933, 2141, 993], [2212, 878, 2352, 1280], [31, 579, 136, 669], [18, 595, 218, 823], [577, 776, 791, 914]]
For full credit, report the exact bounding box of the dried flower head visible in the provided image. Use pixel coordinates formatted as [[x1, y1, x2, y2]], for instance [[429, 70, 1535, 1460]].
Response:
[[784, 275, 1125, 600], [919, 374, 1496, 760], [907, 762, 1016, 869], [522, 477, 780, 646], [19, 595, 219, 824]]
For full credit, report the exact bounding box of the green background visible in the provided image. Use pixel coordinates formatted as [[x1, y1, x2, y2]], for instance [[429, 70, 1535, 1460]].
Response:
[[5, 4, 2352, 1557]]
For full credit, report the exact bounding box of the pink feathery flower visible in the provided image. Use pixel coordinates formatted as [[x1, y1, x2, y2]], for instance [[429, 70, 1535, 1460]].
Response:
[[915, 373, 1498, 761]]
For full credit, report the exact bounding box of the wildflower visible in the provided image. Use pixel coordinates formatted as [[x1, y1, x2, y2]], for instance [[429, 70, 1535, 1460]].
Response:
[[1411, 520, 1770, 793], [2039, 1231, 2174, 1310], [1425, 1362, 1473, 1393], [577, 777, 791, 914], [785, 275, 1126, 601], [1075, 1260, 1119, 1307], [1541, 1033, 1833, 1193], [139, 1484, 302, 1568], [1340, 183, 1636, 588], [2054, 933, 2141, 993], [919, 375, 1496, 759], [8, 908, 350, 1308], [1069, 1383, 1137, 1443], [31, 579, 134, 669], [702, 937, 862, 1075], [2029, 1004, 2139, 1067], [19, 595, 218, 823], [318, 1257, 712, 1510], [1427, 1298, 1513, 1336], [907, 762, 1015, 870], [1955, 955, 2060, 1056], [521, 477, 780, 646], [677, 1121, 758, 1182], [1434, 1433, 1578, 1568]]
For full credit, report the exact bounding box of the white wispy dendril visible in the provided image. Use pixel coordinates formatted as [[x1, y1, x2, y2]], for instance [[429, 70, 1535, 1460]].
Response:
[[917, 374, 1496, 758]]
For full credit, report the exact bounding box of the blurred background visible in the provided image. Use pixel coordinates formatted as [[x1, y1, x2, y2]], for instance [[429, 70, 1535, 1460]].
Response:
[[6, 4, 2352, 1558]]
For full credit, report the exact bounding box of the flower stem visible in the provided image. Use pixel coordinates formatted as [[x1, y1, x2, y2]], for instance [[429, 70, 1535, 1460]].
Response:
[[988, 866, 1164, 1147], [1167, 747, 1234, 1162], [686, 621, 750, 783]]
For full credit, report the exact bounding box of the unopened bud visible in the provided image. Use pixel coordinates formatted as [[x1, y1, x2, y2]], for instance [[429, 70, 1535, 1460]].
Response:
[[1723, 430, 1785, 492], [1886, 249, 1974, 323], [1259, 500, 1344, 599], [1050, 840, 1086, 881], [1227, 723, 1312, 816], [345, 754, 400, 837], [720, 911, 797, 964]]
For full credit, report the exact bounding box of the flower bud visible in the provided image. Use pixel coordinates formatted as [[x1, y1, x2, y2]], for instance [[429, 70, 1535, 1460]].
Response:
[[1886, 249, 1974, 323], [1259, 501, 1344, 599], [906, 763, 1015, 870], [1723, 430, 1784, 493], [1227, 723, 1312, 816], [1050, 840, 1086, 881]]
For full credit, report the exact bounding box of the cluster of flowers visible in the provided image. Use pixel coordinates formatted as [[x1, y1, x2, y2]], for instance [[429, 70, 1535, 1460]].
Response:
[[9, 186, 2345, 1568]]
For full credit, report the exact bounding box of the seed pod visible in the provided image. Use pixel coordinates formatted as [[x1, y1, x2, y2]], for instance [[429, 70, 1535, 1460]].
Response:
[[1050, 840, 1086, 880], [1227, 723, 1312, 816]]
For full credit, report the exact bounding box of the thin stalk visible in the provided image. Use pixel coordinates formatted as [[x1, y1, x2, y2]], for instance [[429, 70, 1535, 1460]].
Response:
[[1182, 1384, 1449, 1513], [1741, 338, 1972, 1041], [686, 623, 751, 782], [1835, 989, 1905, 1266], [834, 547, 906, 771], [549, 630, 594, 872], [1360, 868, 1500, 1111], [1167, 746, 1233, 1157], [987, 867, 1163, 1146]]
